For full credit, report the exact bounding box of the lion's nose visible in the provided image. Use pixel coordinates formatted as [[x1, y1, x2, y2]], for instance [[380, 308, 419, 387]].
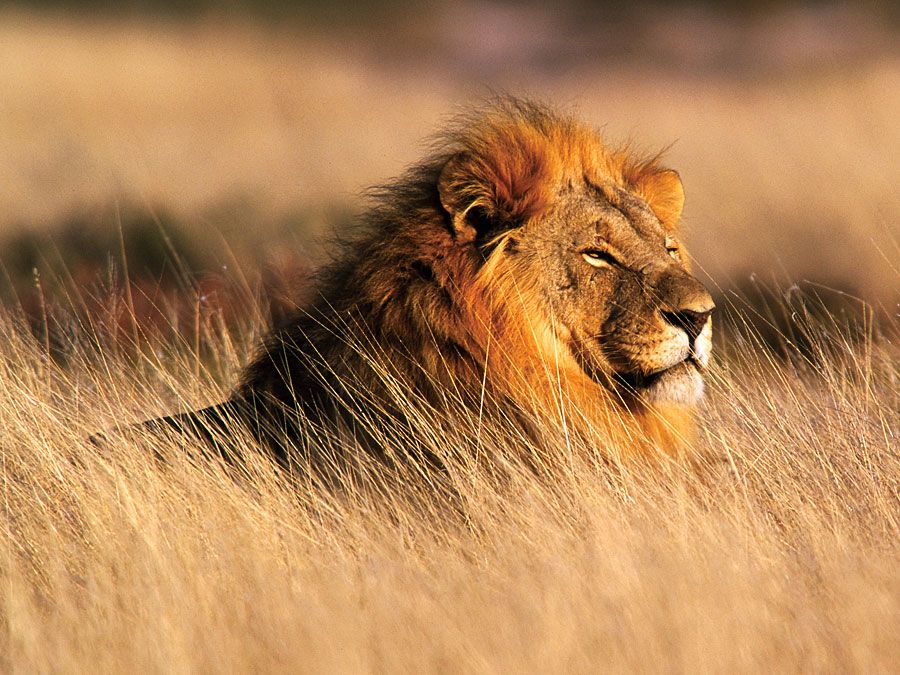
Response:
[[662, 307, 713, 342], [652, 267, 715, 341]]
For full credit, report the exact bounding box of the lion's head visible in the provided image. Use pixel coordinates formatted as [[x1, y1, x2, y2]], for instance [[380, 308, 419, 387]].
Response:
[[434, 101, 714, 420]]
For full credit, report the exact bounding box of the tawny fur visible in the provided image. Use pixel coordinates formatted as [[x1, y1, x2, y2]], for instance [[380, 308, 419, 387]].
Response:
[[144, 98, 714, 466]]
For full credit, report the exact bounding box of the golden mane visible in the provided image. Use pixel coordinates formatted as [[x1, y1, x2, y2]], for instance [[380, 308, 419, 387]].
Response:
[[436, 99, 680, 229]]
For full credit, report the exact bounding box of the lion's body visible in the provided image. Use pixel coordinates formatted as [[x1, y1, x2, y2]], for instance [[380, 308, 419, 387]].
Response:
[[149, 99, 714, 465]]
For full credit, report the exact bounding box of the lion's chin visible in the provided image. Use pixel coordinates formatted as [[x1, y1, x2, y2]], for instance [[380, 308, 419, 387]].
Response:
[[617, 360, 705, 407]]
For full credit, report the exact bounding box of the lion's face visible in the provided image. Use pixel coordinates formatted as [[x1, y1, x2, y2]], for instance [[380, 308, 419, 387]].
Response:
[[505, 179, 714, 407], [435, 104, 714, 411]]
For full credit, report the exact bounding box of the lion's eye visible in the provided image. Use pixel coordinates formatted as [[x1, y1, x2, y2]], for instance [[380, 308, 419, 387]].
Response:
[[582, 249, 616, 268]]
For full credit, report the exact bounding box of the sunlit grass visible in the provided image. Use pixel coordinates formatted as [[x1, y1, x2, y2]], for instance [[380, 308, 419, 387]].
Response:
[[0, 280, 896, 672]]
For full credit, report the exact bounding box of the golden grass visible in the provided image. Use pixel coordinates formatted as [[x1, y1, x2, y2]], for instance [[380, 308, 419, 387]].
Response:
[[0, 285, 897, 672]]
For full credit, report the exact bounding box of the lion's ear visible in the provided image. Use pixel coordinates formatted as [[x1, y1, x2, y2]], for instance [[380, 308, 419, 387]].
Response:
[[437, 153, 479, 242], [437, 149, 549, 243], [438, 153, 505, 244], [634, 169, 685, 229]]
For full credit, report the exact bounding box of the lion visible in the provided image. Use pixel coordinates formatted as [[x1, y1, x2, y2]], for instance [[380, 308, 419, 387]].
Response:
[[142, 98, 714, 467]]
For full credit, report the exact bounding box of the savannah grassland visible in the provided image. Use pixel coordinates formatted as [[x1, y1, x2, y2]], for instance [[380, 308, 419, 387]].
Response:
[[1, 7, 899, 673]]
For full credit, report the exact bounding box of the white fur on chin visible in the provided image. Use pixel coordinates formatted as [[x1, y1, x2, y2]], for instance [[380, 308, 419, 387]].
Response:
[[643, 362, 705, 406]]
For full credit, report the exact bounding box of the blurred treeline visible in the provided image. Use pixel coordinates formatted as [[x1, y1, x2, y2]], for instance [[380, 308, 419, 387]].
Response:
[[11, 0, 899, 23]]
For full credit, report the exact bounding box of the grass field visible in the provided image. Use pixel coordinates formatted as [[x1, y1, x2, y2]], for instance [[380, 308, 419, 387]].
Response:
[[1, 274, 898, 672], [1, 7, 898, 673]]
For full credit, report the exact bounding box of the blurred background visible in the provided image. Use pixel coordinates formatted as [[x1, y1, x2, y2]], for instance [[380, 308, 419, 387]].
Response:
[[1, 0, 897, 353]]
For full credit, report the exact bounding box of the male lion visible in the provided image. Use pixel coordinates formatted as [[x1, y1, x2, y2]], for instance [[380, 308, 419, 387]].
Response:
[[143, 98, 714, 465]]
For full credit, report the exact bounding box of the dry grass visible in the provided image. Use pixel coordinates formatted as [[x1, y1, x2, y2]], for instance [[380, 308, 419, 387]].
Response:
[[0, 284, 897, 673], [0, 9, 898, 672]]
